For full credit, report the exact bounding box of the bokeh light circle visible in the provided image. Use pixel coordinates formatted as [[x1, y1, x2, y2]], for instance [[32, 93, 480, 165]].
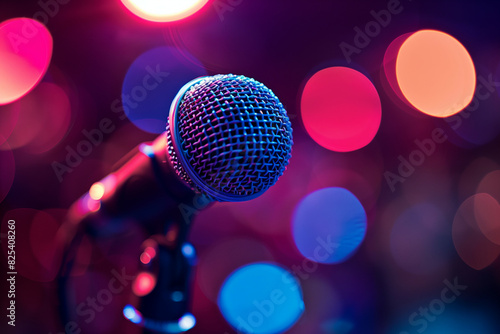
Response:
[[218, 263, 304, 334], [458, 157, 499, 202], [89, 182, 105, 201], [301, 67, 382, 152], [477, 170, 500, 205], [121, 0, 210, 22], [452, 194, 500, 270], [4, 82, 72, 153], [473, 193, 500, 246], [292, 187, 367, 264], [0, 18, 53, 105], [395, 30, 476, 117], [132, 272, 157, 296], [122, 46, 207, 133]]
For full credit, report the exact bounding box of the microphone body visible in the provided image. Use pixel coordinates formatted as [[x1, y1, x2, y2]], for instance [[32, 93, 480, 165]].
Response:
[[69, 134, 208, 237], [58, 74, 293, 333], [58, 135, 205, 332]]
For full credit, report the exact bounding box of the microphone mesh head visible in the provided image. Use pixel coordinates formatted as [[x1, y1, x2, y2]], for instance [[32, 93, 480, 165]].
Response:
[[166, 74, 293, 202]]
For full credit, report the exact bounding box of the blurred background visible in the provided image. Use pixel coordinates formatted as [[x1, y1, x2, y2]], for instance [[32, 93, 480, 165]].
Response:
[[1, 0, 500, 333]]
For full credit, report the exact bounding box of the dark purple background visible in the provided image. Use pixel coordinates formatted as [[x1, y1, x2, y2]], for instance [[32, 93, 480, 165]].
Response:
[[1, 0, 500, 333]]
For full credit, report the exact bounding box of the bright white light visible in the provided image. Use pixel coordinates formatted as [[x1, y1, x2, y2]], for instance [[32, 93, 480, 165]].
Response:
[[123, 305, 135, 319], [121, 0, 210, 22], [89, 182, 105, 200], [178, 313, 196, 331], [123, 305, 142, 324]]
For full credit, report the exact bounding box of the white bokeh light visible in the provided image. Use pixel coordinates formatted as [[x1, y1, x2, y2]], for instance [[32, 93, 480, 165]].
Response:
[[121, 0, 210, 22]]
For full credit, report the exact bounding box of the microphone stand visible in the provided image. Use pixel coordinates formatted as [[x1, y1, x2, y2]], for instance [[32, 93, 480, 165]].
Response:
[[58, 134, 212, 333], [127, 219, 198, 333]]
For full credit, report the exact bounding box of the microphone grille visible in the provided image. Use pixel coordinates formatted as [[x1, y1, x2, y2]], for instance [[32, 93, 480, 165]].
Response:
[[166, 74, 293, 201]]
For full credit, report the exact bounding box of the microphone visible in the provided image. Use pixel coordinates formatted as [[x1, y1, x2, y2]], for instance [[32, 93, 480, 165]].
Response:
[[166, 74, 293, 202], [58, 74, 293, 333]]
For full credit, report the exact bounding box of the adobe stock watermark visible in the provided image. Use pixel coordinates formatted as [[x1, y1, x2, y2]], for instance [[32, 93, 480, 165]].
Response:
[[286, 235, 339, 281], [51, 65, 170, 182], [178, 193, 212, 224], [213, 0, 243, 22], [399, 277, 467, 334], [7, 18, 47, 54], [385, 73, 500, 192], [339, 0, 410, 63], [444, 74, 500, 130], [7, 0, 71, 53], [384, 128, 448, 192], [7, 0, 73, 51], [226, 288, 288, 334], [50, 267, 135, 334], [33, 0, 72, 26], [223, 235, 339, 334]]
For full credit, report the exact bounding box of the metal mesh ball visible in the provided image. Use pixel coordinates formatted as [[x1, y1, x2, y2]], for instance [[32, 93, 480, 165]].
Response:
[[166, 74, 293, 201]]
